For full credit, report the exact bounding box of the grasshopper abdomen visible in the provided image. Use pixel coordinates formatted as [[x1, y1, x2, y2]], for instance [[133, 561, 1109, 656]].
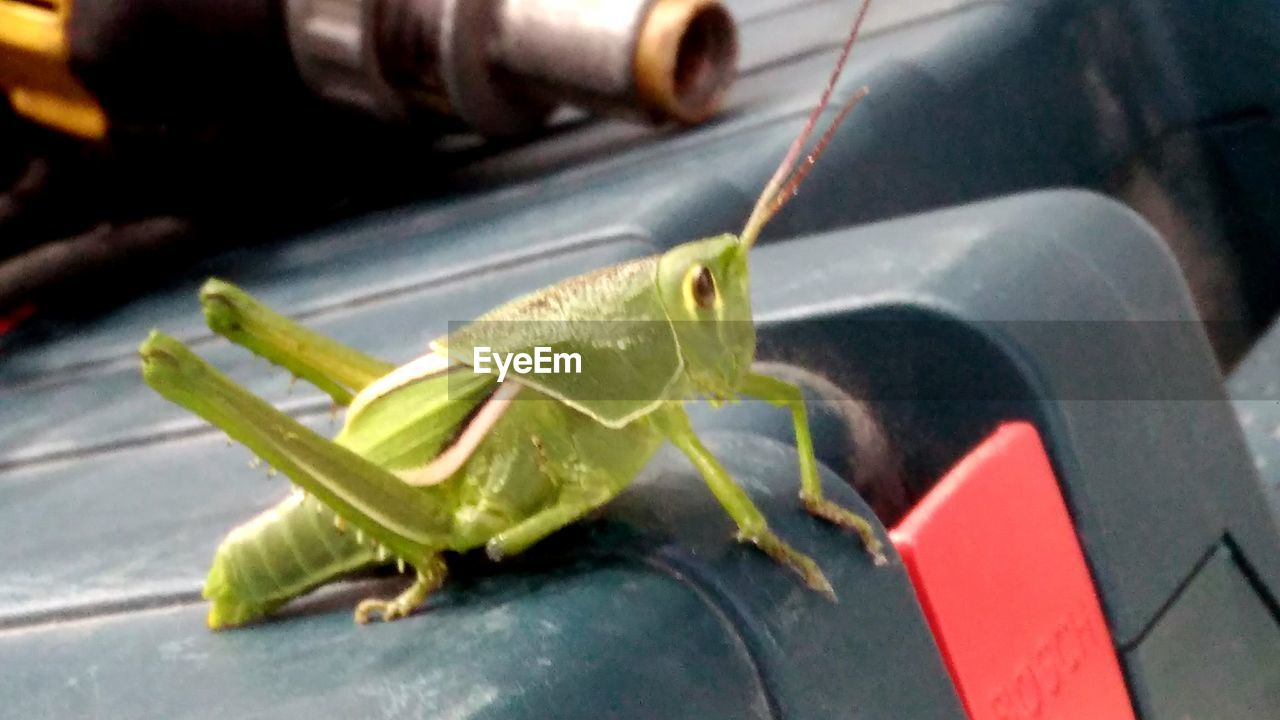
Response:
[[204, 490, 379, 628]]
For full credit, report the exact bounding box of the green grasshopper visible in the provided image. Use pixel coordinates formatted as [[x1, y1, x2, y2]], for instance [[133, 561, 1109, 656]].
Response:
[[139, 0, 883, 629]]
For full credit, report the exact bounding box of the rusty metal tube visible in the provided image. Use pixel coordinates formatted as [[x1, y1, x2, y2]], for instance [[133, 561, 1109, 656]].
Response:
[[494, 0, 737, 124]]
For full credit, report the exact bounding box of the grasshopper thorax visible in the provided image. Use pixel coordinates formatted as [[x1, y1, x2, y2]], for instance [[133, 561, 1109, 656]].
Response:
[[656, 233, 754, 400]]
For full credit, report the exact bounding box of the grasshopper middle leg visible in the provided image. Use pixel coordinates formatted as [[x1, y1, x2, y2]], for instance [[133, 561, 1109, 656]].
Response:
[[653, 404, 836, 599], [484, 487, 619, 561]]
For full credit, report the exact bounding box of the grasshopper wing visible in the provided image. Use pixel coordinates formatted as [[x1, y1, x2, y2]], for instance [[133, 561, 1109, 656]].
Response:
[[337, 351, 499, 472], [439, 256, 683, 429]]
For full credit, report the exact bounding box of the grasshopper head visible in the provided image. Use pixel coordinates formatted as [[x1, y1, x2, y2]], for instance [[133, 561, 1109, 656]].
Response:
[[654, 0, 872, 400], [657, 233, 754, 399]]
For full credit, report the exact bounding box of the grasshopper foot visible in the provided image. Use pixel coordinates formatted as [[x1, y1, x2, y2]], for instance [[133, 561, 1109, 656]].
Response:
[[801, 495, 888, 566], [355, 593, 423, 624], [739, 529, 836, 601], [353, 557, 447, 625]]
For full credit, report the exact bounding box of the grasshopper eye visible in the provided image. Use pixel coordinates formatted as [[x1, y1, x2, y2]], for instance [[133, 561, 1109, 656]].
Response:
[[686, 265, 718, 310]]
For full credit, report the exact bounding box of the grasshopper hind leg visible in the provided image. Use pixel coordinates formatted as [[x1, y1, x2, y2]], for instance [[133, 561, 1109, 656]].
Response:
[[355, 555, 448, 624], [199, 278, 395, 405], [140, 332, 451, 609]]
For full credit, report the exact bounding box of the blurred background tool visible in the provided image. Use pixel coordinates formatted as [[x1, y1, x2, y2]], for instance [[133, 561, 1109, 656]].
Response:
[[0, 0, 737, 327], [0, 0, 737, 139]]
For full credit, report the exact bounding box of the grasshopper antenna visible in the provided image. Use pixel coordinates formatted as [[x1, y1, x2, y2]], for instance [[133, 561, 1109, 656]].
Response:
[[740, 0, 874, 248]]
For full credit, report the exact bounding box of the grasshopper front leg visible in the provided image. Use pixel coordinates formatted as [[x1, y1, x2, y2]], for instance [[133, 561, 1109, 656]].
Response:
[[653, 404, 836, 599], [741, 372, 887, 565]]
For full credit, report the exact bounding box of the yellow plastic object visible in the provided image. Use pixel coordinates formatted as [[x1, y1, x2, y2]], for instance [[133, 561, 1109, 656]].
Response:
[[0, 0, 105, 138]]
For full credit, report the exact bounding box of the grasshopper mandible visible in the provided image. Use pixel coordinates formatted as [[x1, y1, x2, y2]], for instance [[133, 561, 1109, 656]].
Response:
[[139, 0, 883, 629]]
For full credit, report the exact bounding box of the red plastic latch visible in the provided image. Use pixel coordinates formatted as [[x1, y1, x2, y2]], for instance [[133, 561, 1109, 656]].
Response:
[[890, 422, 1135, 720]]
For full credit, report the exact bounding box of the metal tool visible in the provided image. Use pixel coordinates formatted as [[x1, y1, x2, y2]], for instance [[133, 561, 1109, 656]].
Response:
[[0, 0, 738, 140]]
